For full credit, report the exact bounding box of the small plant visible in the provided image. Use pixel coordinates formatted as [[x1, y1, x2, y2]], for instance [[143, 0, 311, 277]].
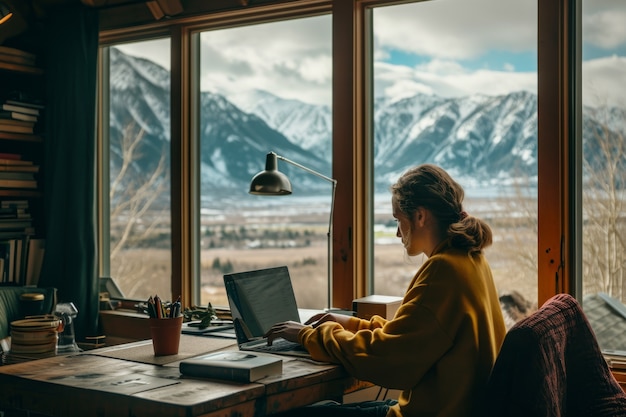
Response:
[[183, 302, 217, 329]]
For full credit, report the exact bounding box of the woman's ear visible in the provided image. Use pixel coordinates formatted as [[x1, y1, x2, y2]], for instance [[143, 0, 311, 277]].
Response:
[[413, 207, 427, 227]]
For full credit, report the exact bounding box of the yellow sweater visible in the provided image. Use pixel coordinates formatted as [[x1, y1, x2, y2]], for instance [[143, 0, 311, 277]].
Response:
[[298, 240, 506, 417]]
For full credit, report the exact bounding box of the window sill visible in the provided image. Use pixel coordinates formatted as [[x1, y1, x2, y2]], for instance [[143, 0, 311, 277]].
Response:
[[99, 309, 151, 346], [611, 369, 626, 392]]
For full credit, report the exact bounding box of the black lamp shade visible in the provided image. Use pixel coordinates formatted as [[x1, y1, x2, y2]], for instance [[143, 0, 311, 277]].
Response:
[[0, 2, 12, 25], [249, 152, 293, 195]]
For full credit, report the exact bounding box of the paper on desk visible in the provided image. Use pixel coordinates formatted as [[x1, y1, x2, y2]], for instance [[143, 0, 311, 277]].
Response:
[[51, 372, 179, 395]]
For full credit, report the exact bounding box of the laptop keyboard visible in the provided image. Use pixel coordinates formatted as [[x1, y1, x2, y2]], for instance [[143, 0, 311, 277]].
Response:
[[255, 338, 307, 353]]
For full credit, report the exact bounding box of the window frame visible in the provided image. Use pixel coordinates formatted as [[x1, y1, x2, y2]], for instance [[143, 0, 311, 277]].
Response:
[[97, 0, 579, 310]]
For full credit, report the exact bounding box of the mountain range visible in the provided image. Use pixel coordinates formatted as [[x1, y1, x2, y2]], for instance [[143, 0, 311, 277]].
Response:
[[108, 47, 625, 199]]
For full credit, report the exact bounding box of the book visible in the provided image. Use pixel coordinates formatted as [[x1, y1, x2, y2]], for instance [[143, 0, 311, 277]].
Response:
[[0, 46, 37, 61], [0, 172, 36, 180], [0, 118, 35, 128], [0, 165, 39, 173], [0, 53, 36, 67], [0, 240, 15, 283], [0, 158, 33, 166], [0, 111, 38, 122], [179, 351, 283, 382], [13, 238, 23, 284], [1, 200, 29, 208], [1, 104, 39, 116], [0, 229, 34, 240], [0, 218, 33, 228], [0, 178, 37, 189], [4, 99, 45, 110], [25, 238, 44, 286], [0, 211, 31, 220], [0, 123, 34, 134]]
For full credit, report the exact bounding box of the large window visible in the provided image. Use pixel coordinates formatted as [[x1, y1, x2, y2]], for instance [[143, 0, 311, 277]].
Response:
[[372, 1, 538, 322], [581, 0, 626, 351], [97, 0, 593, 329]]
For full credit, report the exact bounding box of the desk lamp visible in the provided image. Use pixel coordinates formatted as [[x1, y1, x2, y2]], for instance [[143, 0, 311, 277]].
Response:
[[249, 151, 337, 310]]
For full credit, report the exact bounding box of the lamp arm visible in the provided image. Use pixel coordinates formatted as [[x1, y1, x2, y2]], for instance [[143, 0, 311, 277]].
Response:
[[274, 152, 337, 309], [275, 153, 337, 186]]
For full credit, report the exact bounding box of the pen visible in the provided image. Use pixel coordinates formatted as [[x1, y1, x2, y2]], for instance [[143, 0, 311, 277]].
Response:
[[171, 296, 181, 318], [154, 295, 163, 318], [147, 296, 157, 318]]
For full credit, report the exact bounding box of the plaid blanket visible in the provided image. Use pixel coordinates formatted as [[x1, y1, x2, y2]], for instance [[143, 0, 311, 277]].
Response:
[[480, 293, 626, 417]]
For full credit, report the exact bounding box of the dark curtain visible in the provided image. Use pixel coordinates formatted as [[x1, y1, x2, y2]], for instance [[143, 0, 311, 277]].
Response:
[[38, 5, 99, 341]]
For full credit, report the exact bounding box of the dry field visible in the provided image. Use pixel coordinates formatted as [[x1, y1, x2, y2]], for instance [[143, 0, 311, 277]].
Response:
[[112, 196, 539, 311], [112, 240, 537, 309], [199, 235, 539, 309]]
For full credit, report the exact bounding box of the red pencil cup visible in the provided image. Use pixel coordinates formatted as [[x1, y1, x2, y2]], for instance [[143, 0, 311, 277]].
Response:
[[149, 316, 183, 356]]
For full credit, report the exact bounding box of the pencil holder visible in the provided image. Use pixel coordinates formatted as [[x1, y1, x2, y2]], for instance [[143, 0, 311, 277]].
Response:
[[149, 316, 183, 356]]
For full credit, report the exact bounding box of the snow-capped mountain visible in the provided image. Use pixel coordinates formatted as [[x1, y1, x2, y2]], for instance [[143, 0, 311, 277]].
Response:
[[228, 89, 332, 162], [108, 47, 622, 197]]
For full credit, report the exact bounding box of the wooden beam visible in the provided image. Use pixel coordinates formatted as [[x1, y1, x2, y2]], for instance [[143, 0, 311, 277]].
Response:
[[145, 1, 164, 19], [155, 0, 182, 16], [537, 0, 576, 304]]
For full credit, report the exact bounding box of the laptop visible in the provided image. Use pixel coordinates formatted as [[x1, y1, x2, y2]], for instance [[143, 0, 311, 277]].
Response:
[[223, 266, 312, 358]]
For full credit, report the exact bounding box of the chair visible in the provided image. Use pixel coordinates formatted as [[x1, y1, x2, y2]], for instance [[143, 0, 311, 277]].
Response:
[[481, 293, 626, 417]]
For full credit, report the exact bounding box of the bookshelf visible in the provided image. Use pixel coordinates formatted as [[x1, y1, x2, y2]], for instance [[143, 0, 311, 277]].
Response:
[[0, 132, 43, 143], [0, 45, 46, 286], [0, 60, 43, 76]]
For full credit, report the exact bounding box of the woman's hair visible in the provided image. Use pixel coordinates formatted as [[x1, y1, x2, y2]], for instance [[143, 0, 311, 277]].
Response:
[[390, 164, 492, 253]]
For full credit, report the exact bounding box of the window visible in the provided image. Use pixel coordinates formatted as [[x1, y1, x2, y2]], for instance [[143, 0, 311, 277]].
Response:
[[581, 0, 626, 351], [99, 38, 172, 301], [196, 16, 332, 309], [372, 1, 538, 318]]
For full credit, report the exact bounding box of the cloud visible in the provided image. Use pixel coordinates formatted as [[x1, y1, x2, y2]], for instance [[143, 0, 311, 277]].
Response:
[[199, 16, 332, 105], [375, 59, 536, 101], [116, 39, 171, 70], [373, 0, 537, 60], [112, 0, 624, 109], [583, 0, 626, 48], [583, 55, 626, 108]]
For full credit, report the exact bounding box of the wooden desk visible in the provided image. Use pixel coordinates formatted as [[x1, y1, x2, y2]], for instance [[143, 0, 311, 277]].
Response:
[[0, 335, 364, 417]]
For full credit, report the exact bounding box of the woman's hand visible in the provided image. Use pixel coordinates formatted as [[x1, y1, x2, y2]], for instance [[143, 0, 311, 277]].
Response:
[[265, 313, 355, 345], [305, 313, 352, 328], [265, 321, 307, 344]]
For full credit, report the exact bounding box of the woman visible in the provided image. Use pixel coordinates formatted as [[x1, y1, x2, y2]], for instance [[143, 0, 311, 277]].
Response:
[[266, 164, 506, 417]]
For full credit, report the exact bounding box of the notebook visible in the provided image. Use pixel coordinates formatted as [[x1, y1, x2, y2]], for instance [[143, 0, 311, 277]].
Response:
[[223, 266, 312, 358]]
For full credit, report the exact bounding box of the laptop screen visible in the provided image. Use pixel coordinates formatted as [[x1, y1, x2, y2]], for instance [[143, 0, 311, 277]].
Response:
[[224, 266, 301, 339]]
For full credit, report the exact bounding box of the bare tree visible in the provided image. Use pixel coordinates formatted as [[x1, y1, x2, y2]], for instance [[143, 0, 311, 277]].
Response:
[[582, 109, 626, 301], [109, 123, 170, 296], [494, 166, 538, 305]]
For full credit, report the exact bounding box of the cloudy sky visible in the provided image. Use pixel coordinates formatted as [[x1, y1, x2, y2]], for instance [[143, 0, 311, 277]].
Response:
[[117, 0, 625, 109]]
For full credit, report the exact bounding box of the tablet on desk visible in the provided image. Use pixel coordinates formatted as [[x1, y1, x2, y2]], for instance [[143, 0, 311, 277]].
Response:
[[182, 320, 235, 338]]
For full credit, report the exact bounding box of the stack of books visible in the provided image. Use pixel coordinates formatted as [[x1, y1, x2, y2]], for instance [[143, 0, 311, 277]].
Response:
[[3, 316, 61, 365], [0, 46, 37, 67], [0, 93, 44, 135], [0, 199, 34, 236], [0, 200, 45, 286], [0, 153, 39, 190]]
